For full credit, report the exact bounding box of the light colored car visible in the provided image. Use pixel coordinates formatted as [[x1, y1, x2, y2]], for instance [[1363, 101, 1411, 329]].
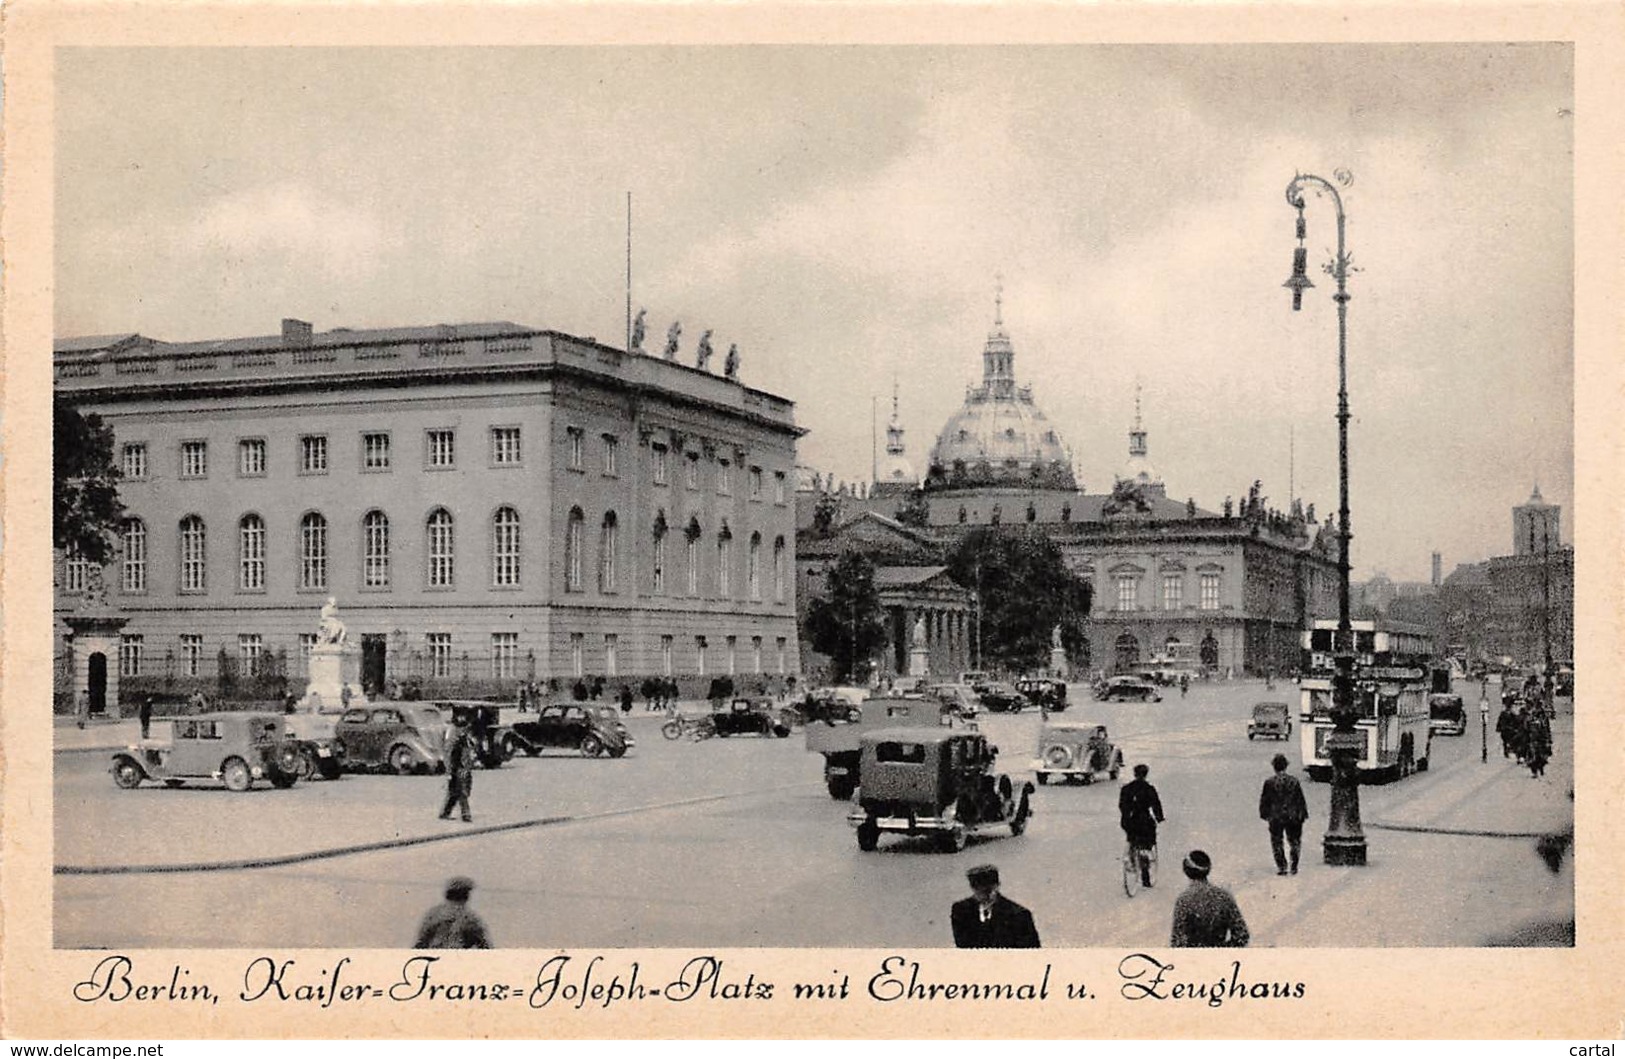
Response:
[[925, 684, 982, 719], [1247, 701, 1293, 741], [111, 712, 304, 792], [1031, 721, 1122, 785]]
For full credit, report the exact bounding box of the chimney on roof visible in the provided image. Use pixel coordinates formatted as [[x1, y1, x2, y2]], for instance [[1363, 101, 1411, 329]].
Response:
[[282, 319, 313, 346]]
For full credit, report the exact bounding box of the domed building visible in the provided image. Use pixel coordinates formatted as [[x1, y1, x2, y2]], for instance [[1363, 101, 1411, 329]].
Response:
[[922, 295, 1076, 493]]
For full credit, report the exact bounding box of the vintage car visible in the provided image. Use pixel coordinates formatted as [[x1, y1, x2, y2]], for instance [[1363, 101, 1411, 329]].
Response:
[[279, 711, 348, 780], [334, 704, 448, 774], [1015, 677, 1069, 711], [1247, 701, 1293, 741], [976, 681, 1027, 713], [849, 728, 1034, 853], [111, 711, 304, 791], [511, 703, 634, 758], [924, 683, 982, 720], [434, 701, 523, 767], [1428, 693, 1468, 736], [1096, 676, 1163, 703], [806, 696, 956, 800], [710, 698, 793, 738], [1031, 721, 1122, 785]]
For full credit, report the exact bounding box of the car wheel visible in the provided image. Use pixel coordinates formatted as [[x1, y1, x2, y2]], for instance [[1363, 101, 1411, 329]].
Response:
[[828, 776, 857, 801], [295, 748, 317, 780], [221, 757, 252, 792], [773, 724, 791, 738], [857, 819, 880, 852], [270, 771, 298, 789], [499, 734, 518, 761], [938, 825, 968, 854], [1248, 732, 1256, 741], [1109, 767, 1120, 780], [581, 734, 605, 758], [388, 744, 417, 775], [608, 745, 628, 759], [1036, 772, 1049, 786], [1009, 793, 1031, 837], [318, 758, 344, 781], [113, 758, 144, 789]]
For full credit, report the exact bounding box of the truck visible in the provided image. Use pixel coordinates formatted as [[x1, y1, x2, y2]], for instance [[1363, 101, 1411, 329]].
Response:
[[805, 696, 957, 800]]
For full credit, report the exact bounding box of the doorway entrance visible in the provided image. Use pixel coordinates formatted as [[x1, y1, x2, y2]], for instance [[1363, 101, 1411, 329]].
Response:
[[361, 635, 387, 697], [87, 652, 108, 714]]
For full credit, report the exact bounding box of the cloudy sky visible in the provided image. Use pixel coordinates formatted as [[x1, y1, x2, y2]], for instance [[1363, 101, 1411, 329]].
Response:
[[56, 44, 1573, 581]]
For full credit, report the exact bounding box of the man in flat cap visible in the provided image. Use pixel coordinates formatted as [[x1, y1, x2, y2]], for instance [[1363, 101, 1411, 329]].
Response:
[[951, 865, 1041, 948], [1169, 850, 1249, 948], [414, 876, 492, 949]]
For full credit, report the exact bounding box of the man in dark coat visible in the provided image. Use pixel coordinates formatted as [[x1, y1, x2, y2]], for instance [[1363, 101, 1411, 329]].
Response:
[[951, 865, 1040, 948], [1259, 753, 1310, 875], [1170, 850, 1250, 948], [1118, 763, 1166, 887], [438, 712, 475, 822], [139, 696, 155, 739], [414, 876, 491, 949], [1495, 703, 1520, 759]]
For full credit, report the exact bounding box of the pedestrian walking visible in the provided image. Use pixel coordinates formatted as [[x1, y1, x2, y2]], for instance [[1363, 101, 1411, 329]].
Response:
[[75, 689, 91, 729], [1170, 850, 1250, 948], [1495, 703, 1519, 759], [950, 865, 1040, 948], [619, 684, 634, 715], [1525, 711, 1552, 778], [1118, 764, 1166, 888], [414, 876, 492, 949], [1179, 672, 1190, 698], [438, 711, 475, 823], [1258, 753, 1309, 875], [572, 679, 589, 702], [139, 696, 155, 739]]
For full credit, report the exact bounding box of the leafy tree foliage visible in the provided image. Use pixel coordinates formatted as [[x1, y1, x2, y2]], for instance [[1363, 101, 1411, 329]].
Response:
[[894, 489, 931, 528], [946, 529, 1093, 673], [54, 399, 125, 564], [804, 551, 889, 683]]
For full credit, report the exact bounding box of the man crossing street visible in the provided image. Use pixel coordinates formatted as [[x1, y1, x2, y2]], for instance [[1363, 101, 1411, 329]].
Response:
[[1258, 753, 1309, 875]]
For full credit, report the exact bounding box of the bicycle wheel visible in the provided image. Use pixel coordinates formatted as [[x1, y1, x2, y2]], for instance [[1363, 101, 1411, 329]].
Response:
[[1122, 847, 1141, 898], [1144, 847, 1158, 888]]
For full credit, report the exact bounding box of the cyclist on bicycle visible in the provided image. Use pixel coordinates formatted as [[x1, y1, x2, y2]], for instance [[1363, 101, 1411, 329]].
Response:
[[1119, 763, 1166, 888]]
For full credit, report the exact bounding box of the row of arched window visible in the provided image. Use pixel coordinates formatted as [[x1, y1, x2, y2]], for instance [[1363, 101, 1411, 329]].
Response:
[[116, 508, 523, 594], [562, 507, 788, 602], [115, 507, 788, 602]]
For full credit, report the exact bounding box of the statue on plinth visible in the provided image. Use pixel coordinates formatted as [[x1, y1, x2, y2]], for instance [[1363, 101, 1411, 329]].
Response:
[[317, 597, 348, 646], [724, 343, 740, 380], [696, 329, 714, 370], [664, 321, 682, 361], [630, 308, 647, 354]]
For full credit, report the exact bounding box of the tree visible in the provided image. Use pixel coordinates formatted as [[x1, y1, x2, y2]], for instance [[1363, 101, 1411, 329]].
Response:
[[54, 399, 125, 564], [946, 529, 1093, 673], [895, 489, 931, 528], [804, 551, 888, 684]]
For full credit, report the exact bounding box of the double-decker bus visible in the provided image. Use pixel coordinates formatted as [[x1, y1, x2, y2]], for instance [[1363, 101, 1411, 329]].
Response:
[[1298, 619, 1434, 783]]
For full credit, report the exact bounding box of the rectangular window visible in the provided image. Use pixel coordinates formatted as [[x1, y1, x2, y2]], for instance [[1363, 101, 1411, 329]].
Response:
[[492, 426, 523, 467], [749, 466, 763, 499], [119, 634, 144, 677], [180, 633, 203, 678], [427, 633, 452, 679], [239, 634, 263, 678], [1201, 573, 1222, 611], [774, 471, 787, 505], [239, 517, 266, 591], [122, 443, 148, 480], [363, 513, 391, 589], [652, 533, 666, 595], [492, 632, 518, 679], [238, 438, 266, 477], [604, 633, 619, 677], [717, 459, 732, 496], [652, 444, 669, 486], [1162, 573, 1183, 611], [569, 632, 584, 678], [1116, 576, 1138, 611], [121, 521, 147, 593], [565, 427, 583, 470], [181, 440, 208, 478], [685, 452, 699, 489], [686, 536, 700, 596], [300, 435, 328, 475], [362, 432, 391, 471], [661, 635, 674, 677], [602, 434, 619, 476], [426, 429, 456, 469], [62, 542, 89, 593], [297, 633, 317, 677]]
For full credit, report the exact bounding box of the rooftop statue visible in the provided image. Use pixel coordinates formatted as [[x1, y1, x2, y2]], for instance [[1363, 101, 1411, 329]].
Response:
[[664, 321, 682, 361], [724, 343, 739, 380], [630, 308, 647, 354], [696, 330, 714, 370]]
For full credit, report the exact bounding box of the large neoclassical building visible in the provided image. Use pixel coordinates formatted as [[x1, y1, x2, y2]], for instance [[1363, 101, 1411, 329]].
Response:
[[55, 317, 802, 710], [800, 297, 1340, 678]]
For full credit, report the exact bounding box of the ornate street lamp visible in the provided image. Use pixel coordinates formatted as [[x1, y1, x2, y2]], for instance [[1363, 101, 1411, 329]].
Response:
[[1285, 170, 1366, 866]]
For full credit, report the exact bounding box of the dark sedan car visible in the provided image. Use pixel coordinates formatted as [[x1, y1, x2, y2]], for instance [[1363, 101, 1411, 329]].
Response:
[[710, 698, 793, 738], [333, 704, 448, 774], [976, 681, 1027, 713], [511, 704, 634, 758], [1096, 676, 1163, 703]]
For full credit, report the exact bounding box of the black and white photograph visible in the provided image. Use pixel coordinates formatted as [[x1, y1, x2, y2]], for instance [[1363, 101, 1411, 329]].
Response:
[[7, 4, 1624, 1042]]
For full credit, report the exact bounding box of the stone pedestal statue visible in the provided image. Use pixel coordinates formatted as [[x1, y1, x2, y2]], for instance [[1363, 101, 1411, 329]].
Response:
[[1049, 624, 1069, 679], [297, 597, 367, 714], [908, 614, 931, 680]]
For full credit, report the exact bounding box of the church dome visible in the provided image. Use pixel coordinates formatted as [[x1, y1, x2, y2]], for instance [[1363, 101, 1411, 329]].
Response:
[[924, 298, 1076, 492]]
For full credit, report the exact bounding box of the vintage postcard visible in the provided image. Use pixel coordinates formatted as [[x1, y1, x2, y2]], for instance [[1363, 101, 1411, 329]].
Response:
[[3, 1, 1623, 1041]]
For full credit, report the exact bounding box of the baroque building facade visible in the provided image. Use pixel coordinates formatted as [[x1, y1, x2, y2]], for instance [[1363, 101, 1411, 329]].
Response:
[[54, 318, 802, 710]]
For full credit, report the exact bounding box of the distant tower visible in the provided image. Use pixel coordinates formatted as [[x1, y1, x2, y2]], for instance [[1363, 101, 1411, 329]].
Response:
[[1120, 380, 1166, 499], [872, 378, 918, 496], [1431, 551, 1442, 588], [1513, 484, 1560, 556]]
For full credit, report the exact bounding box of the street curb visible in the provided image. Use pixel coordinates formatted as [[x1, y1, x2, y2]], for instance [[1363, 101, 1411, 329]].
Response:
[[1366, 821, 1548, 839], [54, 782, 817, 877]]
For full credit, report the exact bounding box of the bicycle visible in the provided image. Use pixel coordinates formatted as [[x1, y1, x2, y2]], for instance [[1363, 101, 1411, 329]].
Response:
[[1122, 841, 1158, 898]]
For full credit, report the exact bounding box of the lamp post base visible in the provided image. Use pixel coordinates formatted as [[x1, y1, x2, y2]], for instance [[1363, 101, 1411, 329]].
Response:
[[1322, 725, 1368, 867], [1323, 833, 1368, 866]]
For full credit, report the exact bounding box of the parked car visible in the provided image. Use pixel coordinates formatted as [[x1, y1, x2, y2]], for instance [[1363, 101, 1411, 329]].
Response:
[[806, 696, 954, 800], [924, 683, 982, 720], [433, 701, 524, 767], [1096, 676, 1163, 702], [111, 712, 304, 792], [1031, 721, 1122, 785], [1247, 701, 1293, 741], [1015, 677, 1068, 711], [849, 728, 1034, 853], [710, 698, 793, 738], [510, 704, 634, 758], [334, 704, 449, 774], [280, 711, 348, 780], [1428, 693, 1468, 736], [976, 681, 1027, 713]]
